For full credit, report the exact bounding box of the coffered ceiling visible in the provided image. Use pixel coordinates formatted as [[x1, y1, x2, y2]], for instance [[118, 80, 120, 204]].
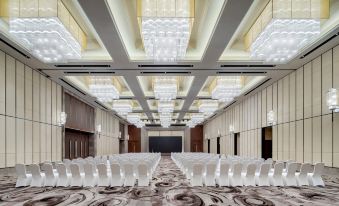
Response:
[[0, 0, 339, 128]]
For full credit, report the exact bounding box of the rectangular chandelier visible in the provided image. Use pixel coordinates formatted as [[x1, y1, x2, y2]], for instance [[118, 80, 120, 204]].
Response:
[[112, 100, 133, 116], [211, 77, 242, 102], [245, 0, 329, 63], [6, 0, 86, 63], [127, 113, 141, 124], [199, 100, 218, 115], [89, 77, 119, 103], [137, 0, 195, 62], [158, 100, 174, 113], [190, 113, 204, 124], [159, 113, 172, 128], [153, 77, 178, 101]]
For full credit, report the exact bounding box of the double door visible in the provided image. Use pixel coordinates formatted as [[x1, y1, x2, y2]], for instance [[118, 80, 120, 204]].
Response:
[[65, 129, 89, 159]]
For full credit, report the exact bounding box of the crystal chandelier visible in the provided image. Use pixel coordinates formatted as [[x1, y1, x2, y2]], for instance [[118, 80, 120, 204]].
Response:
[[89, 77, 119, 103], [8, 0, 86, 63], [199, 100, 218, 115], [112, 100, 133, 116], [159, 113, 172, 128], [245, 0, 328, 63], [326, 88, 339, 112], [158, 100, 174, 113], [211, 77, 242, 102], [190, 113, 204, 124], [137, 0, 194, 62], [127, 113, 141, 124], [153, 77, 177, 101]]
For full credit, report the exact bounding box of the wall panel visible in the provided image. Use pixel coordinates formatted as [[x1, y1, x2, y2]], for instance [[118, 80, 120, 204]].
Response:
[[6, 55, 15, 116], [304, 62, 312, 118], [0, 116, 5, 167], [296, 68, 304, 120], [333, 113, 339, 167], [277, 124, 283, 160], [283, 123, 289, 161], [322, 114, 332, 166], [296, 120, 304, 163], [289, 72, 296, 121], [322, 50, 332, 115], [304, 118, 312, 163], [32, 71, 40, 121], [272, 125, 278, 160], [6, 116, 15, 167], [261, 89, 267, 127], [277, 79, 283, 124], [25, 120, 32, 164], [334, 45, 339, 88], [312, 116, 322, 164], [0, 51, 5, 115], [25, 67, 33, 120], [312, 56, 322, 116], [283, 76, 289, 123], [16, 62, 25, 118], [32, 122, 40, 163], [16, 119, 25, 164], [289, 121, 296, 160]]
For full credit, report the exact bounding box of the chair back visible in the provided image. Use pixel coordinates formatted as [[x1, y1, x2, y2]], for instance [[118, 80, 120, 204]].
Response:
[[97, 164, 108, 177], [84, 163, 95, 177], [233, 163, 242, 177], [111, 163, 121, 177], [15, 164, 26, 178], [124, 164, 134, 176], [30, 164, 42, 178], [273, 162, 284, 176], [246, 163, 257, 177], [192, 164, 203, 176], [299, 163, 312, 177], [138, 163, 148, 176], [70, 163, 81, 178], [43, 163, 54, 178], [219, 162, 230, 177], [258, 163, 271, 177], [313, 162, 324, 177], [56, 163, 67, 177], [286, 162, 299, 177], [205, 162, 217, 177]]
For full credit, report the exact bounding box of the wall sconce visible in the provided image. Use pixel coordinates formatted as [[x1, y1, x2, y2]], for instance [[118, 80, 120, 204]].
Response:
[[58, 112, 67, 126], [126, 135, 129, 141], [204, 134, 208, 140], [267, 110, 276, 125], [118, 131, 122, 139], [229, 125, 234, 133], [217, 129, 221, 137], [327, 88, 339, 112], [96, 124, 102, 134]]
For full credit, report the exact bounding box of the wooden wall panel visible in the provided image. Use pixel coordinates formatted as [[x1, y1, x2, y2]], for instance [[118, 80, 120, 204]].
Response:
[[296, 120, 304, 163], [25, 67, 33, 120], [6, 55, 15, 116], [296, 68, 304, 120], [16, 62, 25, 118], [289, 73, 296, 121], [191, 125, 203, 152], [46, 80, 52, 124], [304, 118, 313, 163], [312, 56, 322, 116], [0, 51, 5, 115], [304, 62, 312, 118], [312, 116, 322, 164], [322, 50, 332, 115]]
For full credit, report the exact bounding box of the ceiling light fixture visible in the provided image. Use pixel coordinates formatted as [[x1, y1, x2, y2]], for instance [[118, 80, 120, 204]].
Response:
[[8, 0, 86, 63], [89, 77, 119, 103], [211, 77, 242, 102], [199, 100, 219, 115], [112, 100, 133, 116], [190, 113, 204, 124], [153, 77, 177, 101], [158, 100, 174, 113], [137, 0, 195, 62], [246, 0, 328, 63]]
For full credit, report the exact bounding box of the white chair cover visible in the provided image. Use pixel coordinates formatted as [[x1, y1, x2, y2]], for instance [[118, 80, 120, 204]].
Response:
[[269, 162, 284, 186], [83, 163, 97, 187], [191, 163, 203, 187], [56, 163, 70, 187], [255, 163, 271, 186], [15, 164, 32, 187], [283, 162, 299, 186], [297, 163, 312, 186], [70, 163, 83, 187], [243, 163, 256, 186], [110, 163, 123, 187], [137, 163, 149, 187], [43, 163, 57, 187], [308, 162, 325, 186], [30, 164, 45, 187], [97, 164, 110, 187], [124, 163, 135, 186], [217, 161, 230, 187], [230, 163, 243, 186]]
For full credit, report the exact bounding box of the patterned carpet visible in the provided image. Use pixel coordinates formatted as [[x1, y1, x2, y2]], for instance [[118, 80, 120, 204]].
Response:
[[0, 157, 339, 206]]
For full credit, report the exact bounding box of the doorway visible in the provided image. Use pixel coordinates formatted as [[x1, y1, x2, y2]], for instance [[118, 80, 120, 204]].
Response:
[[65, 129, 90, 159], [217, 137, 220, 154], [234, 133, 240, 156], [208, 139, 210, 153], [262, 127, 273, 159]]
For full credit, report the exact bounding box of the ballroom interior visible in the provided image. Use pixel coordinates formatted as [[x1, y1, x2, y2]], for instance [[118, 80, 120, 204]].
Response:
[[0, 0, 339, 205]]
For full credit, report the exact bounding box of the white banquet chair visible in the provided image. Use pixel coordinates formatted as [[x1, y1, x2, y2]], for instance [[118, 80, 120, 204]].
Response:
[[296, 163, 312, 186], [204, 162, 217, 186], [216, 161, 230, 186], [30, 164, 45, 187], [269, 162, 284, 186], [97, 164, 110, 187], [137, 163, 150, 187], [83, 163, 97, 187], [308, 163, 325, 186], [255, 163, 271, 186], [124, 163, 136, 186], [191, 163, 203, 187], [44, 163, 57, 187], [56, 163, 70, 187], [15, 164, 32, 187], [243, 163, 256, 186], [283, 162, 299, 186], [230, 163, 243, 186], [70, 163, 83, 187], [110, 163, 123, 187]]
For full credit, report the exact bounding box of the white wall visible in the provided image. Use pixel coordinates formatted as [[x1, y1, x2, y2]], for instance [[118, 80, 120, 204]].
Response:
[[204, 44, 339, 168]]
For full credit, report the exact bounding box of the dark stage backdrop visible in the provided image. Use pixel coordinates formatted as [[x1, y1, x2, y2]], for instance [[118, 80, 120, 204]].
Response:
[[149, 136, 182, 153]]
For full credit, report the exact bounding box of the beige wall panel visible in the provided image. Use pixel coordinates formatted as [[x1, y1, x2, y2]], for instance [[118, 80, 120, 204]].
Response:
[[46, 80, 52, 124], [0, 51, 5, 115], [272, 125, 278, 160], [0, 116, 5, 168], [283, 76, 289, 123], [51, 82, 57, 125], [312, 116, 322, 164], [40, 124, 46, 162], [51, 126, 57, 161], [304, 118, 312, 163], [257, 92, 262, 129], [334, 45, 339, 88], [272, 82, 278, 122], [267, 85, 273, 113], [56, 127, 62, 161], [261, 88, 267, 127], [25, 67, 33, 120], [6, 116, 15, 167], [289, 121, 296, 160], [312, 56, 322, 116], [289, 72, 296, 122], [56, 85, 62, 120], [16, 61, 25, 118], [24, 120, 32, 164], [322, 50, 332, 115], [283, 123, 289, 161], [277, 80, 283, 124], [16, 119, 25, 164], [257, 129, 261, 158], [322, 114, 332, 167], [277, 124, 283, 160], [32, 71, 40, 121], [32, 122, 40, 163], [304, 62, 312, 118], [40, 76, 46, 123], [296, 68, 304, 120], [6, 55, 15, 117], [333, 113, 339, 167], [296, 120, 304, 163]]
